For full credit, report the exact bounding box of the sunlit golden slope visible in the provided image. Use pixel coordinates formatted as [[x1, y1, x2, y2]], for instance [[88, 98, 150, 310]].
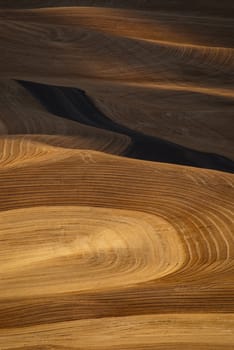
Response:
[[0, 142, 234, 348], [0, 6, 233, 158]]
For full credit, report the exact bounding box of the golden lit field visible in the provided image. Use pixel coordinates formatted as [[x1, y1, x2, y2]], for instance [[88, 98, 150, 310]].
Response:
[[0, 1, 233, 349]]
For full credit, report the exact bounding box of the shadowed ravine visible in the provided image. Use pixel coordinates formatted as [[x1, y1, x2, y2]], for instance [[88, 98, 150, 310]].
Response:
[[20, 80, 234, 172]]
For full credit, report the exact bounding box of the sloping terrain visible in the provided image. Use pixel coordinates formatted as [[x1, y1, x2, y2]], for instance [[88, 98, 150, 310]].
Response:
[[0, 146, 234, 348], [0, 5, 234, 160], [0, 80, 131, 154], [0, 1, 233, 349]]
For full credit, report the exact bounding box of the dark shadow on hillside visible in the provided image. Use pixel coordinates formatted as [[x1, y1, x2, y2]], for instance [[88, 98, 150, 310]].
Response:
[[19, 80, 234, 173]]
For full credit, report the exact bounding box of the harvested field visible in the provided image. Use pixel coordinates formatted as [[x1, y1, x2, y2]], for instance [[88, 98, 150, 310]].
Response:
[[0, 1, 233, 349]]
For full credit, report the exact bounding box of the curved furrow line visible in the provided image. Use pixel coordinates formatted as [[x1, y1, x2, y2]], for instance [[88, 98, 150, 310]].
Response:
[[0, 145, 233, 287], [0, 205, 185, 298]]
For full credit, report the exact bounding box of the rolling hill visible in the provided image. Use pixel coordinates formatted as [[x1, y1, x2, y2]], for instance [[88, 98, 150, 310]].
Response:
[[0, 1, 233, 349]]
